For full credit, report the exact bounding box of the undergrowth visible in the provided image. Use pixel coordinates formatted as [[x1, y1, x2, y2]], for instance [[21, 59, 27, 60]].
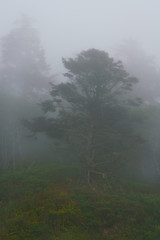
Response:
[[0, 163, 160, 239]]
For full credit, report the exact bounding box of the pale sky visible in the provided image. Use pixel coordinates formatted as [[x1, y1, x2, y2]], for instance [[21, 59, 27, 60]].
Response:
[[0, 0, 160, 73]]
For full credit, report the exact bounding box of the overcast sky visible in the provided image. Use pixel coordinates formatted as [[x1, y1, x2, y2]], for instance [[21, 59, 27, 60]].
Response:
[[0, 0, 160, 73]]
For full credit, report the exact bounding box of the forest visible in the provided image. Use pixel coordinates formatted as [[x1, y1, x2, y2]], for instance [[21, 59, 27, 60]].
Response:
[[1, 16, 160, 239]]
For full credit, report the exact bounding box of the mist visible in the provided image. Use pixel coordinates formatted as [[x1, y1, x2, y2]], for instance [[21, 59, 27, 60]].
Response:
[[1, 1, 160, 239], [1, 0, 160, 73]]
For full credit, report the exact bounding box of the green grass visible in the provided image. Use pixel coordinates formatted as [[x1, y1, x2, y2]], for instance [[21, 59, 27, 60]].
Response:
[[0, 163, 160, 239]]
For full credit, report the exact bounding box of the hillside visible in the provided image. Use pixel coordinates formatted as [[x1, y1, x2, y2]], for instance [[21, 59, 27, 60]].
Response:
[[0, 163, 160, 240]]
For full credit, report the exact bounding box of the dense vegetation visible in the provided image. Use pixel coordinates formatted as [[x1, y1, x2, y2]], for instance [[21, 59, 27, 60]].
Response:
[[1, 163, 160, 240]]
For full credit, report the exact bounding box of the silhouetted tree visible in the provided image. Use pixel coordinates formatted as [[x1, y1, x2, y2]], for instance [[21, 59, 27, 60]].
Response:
[[24, 49, 141, 185], [0, 16, 53, 171], [0, 15, 51, 100], [116, 40, 160, 104]]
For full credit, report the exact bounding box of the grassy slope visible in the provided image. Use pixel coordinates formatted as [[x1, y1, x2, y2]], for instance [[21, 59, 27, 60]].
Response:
[[0, 163, 160, 240]]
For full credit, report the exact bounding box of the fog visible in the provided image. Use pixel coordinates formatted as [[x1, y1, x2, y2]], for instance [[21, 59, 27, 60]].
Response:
[[1, 0, 160, 73], [2, 2, 160, 238], [0, 1, 160, 177]]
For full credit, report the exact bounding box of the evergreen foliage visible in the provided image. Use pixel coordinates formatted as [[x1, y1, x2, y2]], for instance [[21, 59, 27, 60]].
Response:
[[24, 49, 141, 184], [0, 15, 51, 100]]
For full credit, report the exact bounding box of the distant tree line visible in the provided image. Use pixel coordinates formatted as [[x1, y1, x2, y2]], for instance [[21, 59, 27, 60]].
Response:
[[1, 16, 160, 184]]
